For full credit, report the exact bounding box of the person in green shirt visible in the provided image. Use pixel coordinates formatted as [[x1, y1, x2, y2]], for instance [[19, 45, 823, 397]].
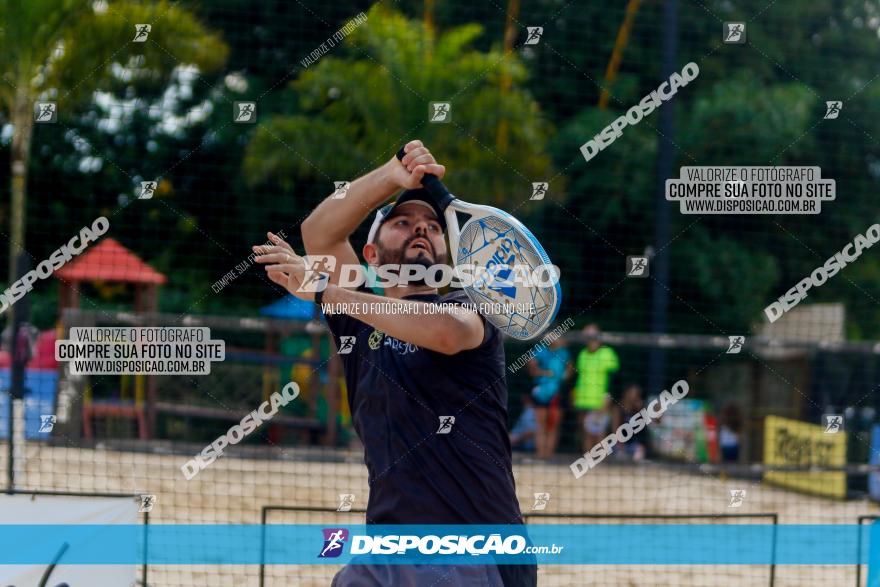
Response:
[[573, 324, 620, 453]]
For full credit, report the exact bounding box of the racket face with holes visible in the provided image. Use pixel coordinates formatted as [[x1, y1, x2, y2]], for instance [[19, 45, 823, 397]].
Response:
[[449, 200, 561, 341], [393, 146, 560, 339]]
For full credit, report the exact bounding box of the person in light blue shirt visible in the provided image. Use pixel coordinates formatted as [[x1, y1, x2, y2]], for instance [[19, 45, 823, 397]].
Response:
[[527, 337, 572, 458]]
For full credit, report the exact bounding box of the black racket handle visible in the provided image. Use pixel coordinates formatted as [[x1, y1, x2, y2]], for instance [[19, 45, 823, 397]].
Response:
[[395, 146, 455, 210]]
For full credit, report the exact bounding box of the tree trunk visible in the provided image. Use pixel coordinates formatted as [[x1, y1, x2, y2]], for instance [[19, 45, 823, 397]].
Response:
[[9, 87, 33, 282], [599, 0, 642, 110], [496, 0, 520, 156], [424, 0, 435, 35]]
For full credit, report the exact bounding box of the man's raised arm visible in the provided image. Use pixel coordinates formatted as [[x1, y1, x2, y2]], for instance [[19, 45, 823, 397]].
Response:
[[300, 140, 445, 285]]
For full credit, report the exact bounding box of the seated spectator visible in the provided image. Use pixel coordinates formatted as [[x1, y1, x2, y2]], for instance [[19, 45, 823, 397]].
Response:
[[613, 384, 648, 461], [510, 394, 537, 452], [719, 403, 742, 462]]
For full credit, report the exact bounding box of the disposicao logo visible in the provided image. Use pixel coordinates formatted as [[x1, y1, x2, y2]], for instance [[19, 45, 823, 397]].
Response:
[[319, 528, 349, 558]]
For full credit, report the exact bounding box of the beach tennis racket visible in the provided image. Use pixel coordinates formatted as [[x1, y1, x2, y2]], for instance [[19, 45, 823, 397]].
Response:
[[395, 147, 561, 340]]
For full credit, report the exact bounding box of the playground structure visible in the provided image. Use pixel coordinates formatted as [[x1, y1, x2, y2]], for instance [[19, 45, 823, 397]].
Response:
[[54, 237, 166, 439], [1, 236, 345, 449], [54, 306, 343, 447]]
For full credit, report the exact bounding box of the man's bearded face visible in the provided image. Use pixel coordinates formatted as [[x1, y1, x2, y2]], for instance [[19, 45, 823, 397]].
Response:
[[374, 205, 448, 285]]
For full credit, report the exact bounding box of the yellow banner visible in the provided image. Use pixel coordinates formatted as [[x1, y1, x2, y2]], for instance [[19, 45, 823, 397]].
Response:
[[763, 415, 847, 499]]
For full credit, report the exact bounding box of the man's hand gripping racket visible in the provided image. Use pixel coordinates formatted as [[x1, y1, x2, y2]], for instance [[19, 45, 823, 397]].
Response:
[[395, 146, 561, 341]]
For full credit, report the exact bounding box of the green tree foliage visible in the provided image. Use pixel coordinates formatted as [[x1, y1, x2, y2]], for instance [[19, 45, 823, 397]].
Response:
[[548, 0, 880, 334], [5, 0, 880, 339], [243, 4, 554, 208], [0, 0, 227, 279]]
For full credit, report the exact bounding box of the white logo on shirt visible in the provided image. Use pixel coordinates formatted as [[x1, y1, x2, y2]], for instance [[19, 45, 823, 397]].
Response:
[[384, 336, 419, 355]]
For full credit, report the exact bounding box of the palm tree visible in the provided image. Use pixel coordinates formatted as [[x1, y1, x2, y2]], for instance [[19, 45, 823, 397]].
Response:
[[0, 0, 227, 281], [243, 4, 553, 208]]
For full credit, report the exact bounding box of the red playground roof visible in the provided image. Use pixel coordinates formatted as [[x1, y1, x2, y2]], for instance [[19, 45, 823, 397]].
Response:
[[55, 237, 167, 284]]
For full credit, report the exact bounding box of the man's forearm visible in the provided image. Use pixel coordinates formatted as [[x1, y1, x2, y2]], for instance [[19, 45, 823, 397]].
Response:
[[322, 285, 482, 355], [302, 159, 399, 247]]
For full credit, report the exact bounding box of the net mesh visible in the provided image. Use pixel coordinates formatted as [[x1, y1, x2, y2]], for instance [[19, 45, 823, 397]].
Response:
[[2, 0, 880, 585]]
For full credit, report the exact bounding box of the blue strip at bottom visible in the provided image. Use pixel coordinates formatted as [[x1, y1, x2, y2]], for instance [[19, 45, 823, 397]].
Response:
[[0, 524, 874, 565]]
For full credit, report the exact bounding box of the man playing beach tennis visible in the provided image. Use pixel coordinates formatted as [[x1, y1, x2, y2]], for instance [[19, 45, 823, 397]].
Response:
[[253, 140, 537, 587]]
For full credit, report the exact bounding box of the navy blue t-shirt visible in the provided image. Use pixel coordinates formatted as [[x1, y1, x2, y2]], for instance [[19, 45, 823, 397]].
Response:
[[324, 288, 523, 525]]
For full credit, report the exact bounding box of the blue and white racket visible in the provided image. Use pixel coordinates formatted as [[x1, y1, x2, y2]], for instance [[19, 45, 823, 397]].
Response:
[[395, 147, 561, 340]]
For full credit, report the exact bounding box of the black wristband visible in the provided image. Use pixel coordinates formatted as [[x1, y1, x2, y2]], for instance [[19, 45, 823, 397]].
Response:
[[315, 284, 326, 306]]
